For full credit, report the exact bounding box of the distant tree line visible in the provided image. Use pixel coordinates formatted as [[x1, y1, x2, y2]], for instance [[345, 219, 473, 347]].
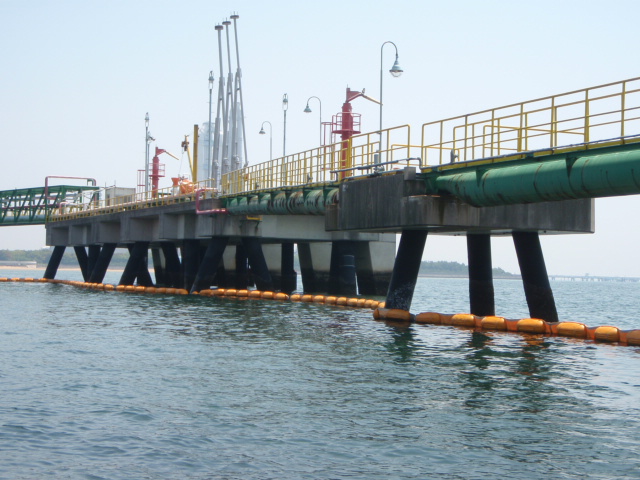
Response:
[[1, 248, 518, 277]]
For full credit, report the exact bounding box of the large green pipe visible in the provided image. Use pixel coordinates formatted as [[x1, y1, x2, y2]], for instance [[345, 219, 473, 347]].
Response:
[[429, 146, 640, 207]]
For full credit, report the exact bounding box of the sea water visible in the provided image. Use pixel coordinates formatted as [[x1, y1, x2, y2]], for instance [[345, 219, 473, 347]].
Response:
[[1, 269, 639, 479]]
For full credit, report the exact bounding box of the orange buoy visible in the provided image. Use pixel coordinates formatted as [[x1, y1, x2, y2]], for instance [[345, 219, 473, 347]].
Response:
[[104, 284, 115, 291], [175, 289, 189, 295], [211, 288, 225, 296], [363, 299, 375, 308], [224, 289, 238, 296], [624, 330, 640, 346], [301, 294, 313, 302], [415, 312, 441, 324], [124, 285, 136, 292], [154, 287, 166, 294], [261, 291, 275, 299], [373, 308, 412, 322], [274, 292, 289, 301], [199, 289, 213, 296], [556, 321, 588, 338], [248, 290, 263, 298], [517, 318, 547, 334], [378, 301, 386, 308], [594, 326, 620, 343], [237, 289, 249, 297], [134, 286, 146, 293], [450, 313, 478, 328], [312, 295, 325, 303], [357, 299, 367, 307], [115, 285, 126, 292], [439, 314, 454, 325], [480, 316, 507, 331], [324, 296, 337, 305], [336, 297, 348, 306], [346, 298, 359, 307], [290, 293, 302, 301], [0, 278, 8, 282], [165, 288, 177, 295]]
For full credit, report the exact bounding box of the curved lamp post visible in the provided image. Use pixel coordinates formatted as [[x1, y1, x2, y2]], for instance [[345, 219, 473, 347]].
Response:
[[379, 41, 403, 136], [304, 96, 323, 146], [259, 121, 273, 160]]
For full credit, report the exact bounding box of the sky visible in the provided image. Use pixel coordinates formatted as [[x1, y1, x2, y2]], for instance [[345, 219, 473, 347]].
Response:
[[1, 0, 639, 277]]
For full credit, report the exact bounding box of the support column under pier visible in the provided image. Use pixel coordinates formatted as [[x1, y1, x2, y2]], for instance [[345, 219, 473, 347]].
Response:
[[353, 242, 377, 296], [234, 244, 249, 289], [241, 237, 274, 292], [512, 231, 559, 323], [151, 247, 168, 287], [74, 246, 89, 281], [467, 234, 495, 317], [44, 246, 66, 280], [328, 241, 357, 296], [191, 237, 229, 293], [297, 242, 318, 293], [385, 230, 427, 311], [120, 242, 150, 286], [88, 243, 117, 284], [161, 242, 182, 288], [281, 242, 297, 294], [182, 240, 200, 291], [88, 245, 100, 280]]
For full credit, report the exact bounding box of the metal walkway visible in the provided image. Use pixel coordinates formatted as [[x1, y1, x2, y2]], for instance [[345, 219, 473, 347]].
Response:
[[0, 185, 99, 226]]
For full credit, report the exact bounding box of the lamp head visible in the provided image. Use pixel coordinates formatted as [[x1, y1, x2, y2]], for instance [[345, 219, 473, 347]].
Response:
[[208, 71, 214, 87], [145, 112, 149, 127], [389, 55, 403, 78], [304, 104, 312, 113], [259, 128, 265, 135]]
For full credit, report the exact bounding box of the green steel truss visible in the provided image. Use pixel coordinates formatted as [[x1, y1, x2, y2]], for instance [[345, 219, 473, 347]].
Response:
[[0, 185, 99, 226]]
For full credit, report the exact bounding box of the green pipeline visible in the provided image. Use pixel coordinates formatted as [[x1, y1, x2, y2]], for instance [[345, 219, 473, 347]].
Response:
[[225, 188, 339, 215], [427, 147, 640, 207]]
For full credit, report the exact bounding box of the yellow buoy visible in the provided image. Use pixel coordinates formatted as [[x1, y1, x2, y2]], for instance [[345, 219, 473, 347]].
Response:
[[414, 312, 441, 324], [450, 313, 477, 328], [373, 308, 412, 322], [594, 326, 620, 343], [556, 321, 587, 338], [480, 316, 507, 331], [516, 318, 547, 334]]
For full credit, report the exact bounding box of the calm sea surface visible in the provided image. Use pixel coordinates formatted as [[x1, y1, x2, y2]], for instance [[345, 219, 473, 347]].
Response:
[[1, 269, 639, 479]]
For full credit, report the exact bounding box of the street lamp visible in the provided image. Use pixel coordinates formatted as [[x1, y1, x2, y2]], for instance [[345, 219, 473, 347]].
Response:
[[282, 93, 288, 156], [379, 41, 403, 137], [208, 71, 214, 183], [304, 96, 323, 146], [259, 121, 273, 160], [144, 112, 154, 198]]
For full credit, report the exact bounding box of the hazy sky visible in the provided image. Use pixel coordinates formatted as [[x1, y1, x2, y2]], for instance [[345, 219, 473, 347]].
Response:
[[1, 0, 639, 277]]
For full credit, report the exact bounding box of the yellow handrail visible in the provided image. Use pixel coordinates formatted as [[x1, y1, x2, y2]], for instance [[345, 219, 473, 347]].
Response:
[[421, 76, 640, 165]]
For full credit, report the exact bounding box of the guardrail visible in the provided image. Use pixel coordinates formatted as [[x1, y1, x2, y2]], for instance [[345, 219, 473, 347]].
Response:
[[220, 125, 415, 196], [421, 77, 640, 165]]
